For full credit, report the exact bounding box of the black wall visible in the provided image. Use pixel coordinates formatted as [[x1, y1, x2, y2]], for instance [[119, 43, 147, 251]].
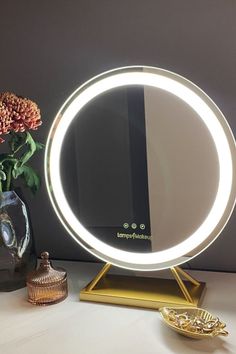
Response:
[[0, 0, 236, 271]]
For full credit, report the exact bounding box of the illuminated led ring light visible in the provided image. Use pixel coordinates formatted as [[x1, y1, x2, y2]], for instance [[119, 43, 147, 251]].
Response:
[[45, 66, 236, 271]]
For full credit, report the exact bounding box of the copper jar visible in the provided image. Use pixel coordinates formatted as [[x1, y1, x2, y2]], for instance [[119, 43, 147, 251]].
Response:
[[27, 252, 68, 305]]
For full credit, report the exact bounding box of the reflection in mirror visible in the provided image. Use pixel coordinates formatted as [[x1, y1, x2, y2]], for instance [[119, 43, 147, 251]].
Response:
[[61, 84, 219, 254]]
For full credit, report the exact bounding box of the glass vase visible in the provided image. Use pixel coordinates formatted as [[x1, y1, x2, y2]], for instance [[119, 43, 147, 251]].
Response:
[[0, 191, 36, 291]]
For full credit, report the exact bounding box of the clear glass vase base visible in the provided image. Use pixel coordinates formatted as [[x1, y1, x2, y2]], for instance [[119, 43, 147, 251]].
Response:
[[0, 191, 36, 291]]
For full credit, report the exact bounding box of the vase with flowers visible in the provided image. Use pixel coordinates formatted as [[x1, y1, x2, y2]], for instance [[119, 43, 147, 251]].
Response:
[[0, 92, 43, 291]]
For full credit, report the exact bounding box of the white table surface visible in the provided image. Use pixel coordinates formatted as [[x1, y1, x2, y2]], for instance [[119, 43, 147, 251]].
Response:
[[0, 261, 235, 354]]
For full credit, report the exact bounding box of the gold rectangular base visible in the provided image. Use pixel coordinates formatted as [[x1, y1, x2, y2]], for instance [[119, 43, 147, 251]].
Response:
[[80, 274, 206, 309]]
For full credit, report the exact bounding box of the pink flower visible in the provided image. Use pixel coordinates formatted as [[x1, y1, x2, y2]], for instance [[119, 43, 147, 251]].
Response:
[[0, 92, 42, 142], [0, 101, 12, 142]]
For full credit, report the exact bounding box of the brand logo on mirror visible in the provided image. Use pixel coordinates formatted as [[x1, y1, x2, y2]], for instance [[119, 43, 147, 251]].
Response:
[[117, 232, 151, 240]]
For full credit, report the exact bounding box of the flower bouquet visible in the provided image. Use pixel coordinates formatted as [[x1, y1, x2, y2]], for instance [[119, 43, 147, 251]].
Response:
[[0, 92, 43, 193], [0, 92, 43, 291]]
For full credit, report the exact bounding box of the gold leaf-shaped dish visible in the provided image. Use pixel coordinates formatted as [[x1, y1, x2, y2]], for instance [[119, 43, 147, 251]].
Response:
[[159, 307, 228, 339]]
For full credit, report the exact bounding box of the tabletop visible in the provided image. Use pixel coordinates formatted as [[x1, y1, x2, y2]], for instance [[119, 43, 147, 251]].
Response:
[[0, 261, 235, 354]]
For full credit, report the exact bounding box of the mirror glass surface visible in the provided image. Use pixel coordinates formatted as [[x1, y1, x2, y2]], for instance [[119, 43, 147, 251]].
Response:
[[46, 66, 236, 270]]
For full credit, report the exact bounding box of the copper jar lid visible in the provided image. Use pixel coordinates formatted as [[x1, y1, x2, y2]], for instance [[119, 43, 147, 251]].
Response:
[[27, 252, 68, 305]]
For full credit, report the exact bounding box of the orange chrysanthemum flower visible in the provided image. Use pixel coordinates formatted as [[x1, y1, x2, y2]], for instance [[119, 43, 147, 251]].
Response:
[[0, 92, 42, 142]]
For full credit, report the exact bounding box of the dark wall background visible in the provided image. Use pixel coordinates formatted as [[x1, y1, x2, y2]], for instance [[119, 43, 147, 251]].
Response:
[[0, 0, 236, 271]]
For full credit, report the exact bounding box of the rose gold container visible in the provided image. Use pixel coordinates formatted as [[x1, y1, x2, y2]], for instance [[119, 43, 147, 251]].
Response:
[[27, 252, 68, 305]]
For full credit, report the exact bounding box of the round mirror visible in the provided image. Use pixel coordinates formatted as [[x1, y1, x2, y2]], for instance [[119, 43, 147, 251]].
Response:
[[45, 66, 236, 271]]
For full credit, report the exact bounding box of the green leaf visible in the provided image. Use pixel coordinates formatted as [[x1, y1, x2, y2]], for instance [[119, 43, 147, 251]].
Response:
[[18, 132, 37, 167], [19, 165, 40, 194], [12, 165, 24, 179], [9, 132, 27, 153], [0, 158, 17, 182], [35, 142, 45, 151], [0, 170, 6, 181]]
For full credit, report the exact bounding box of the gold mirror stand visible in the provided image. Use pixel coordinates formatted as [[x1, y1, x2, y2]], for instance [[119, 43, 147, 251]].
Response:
[[80, 264, 206, 309]]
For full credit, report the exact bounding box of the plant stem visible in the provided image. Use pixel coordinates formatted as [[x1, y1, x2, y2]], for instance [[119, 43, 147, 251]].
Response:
[[0, 180, 2, 192], [6, 165, 12, 191], [10, 131, 26, 156], [12, 141, 26, 155]]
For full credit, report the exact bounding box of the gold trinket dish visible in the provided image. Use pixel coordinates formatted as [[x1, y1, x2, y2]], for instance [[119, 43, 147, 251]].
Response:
[[159, 307, 228, 339]]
